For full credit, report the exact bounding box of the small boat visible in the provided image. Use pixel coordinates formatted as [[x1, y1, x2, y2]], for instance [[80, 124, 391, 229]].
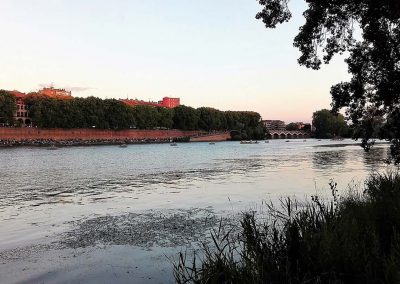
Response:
[[209, 142, 215, 145], [285, 140, 290, 142], [240, 140, 259, 144], [47, 145, 58, 150], [303, 139, 307, 142], [170, 143, 178, 146], [265, 140, 270, 143], [119, 144, 127, 148]]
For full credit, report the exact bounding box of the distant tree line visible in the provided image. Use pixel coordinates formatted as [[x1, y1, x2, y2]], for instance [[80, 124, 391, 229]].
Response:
[[311, 108, 389, 140], [18, 95, 266, 140], [0, 90, 17, 126]]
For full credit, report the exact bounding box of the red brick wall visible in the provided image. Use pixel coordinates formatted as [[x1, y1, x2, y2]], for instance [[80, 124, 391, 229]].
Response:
[[0, 128, 203, 140], [190, 132, 230, 142]]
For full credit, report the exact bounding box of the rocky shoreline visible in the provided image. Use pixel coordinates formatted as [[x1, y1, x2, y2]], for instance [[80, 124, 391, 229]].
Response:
[[0, 137, 191, 147]]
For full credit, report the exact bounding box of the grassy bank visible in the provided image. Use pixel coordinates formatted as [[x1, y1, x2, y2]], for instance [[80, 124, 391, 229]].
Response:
[[174, 173, 400, 284]]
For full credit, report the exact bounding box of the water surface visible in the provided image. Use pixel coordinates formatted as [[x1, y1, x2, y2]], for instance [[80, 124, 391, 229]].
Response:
[[0, 139, 390, 283]]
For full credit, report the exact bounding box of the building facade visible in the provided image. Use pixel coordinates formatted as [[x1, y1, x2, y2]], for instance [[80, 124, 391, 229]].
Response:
[[7, 90, 31, 126], [158, 97, 180, 108], [6, 87, 74, 126], [38, 87, 72, 99], [263, 120, 286, 131]]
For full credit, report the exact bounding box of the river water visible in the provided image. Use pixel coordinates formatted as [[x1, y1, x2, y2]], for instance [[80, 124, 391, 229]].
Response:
[[0, 139, 391, 283]]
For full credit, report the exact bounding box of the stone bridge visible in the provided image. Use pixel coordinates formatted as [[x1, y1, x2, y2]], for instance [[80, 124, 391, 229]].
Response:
[[267, 130, 310, 139]]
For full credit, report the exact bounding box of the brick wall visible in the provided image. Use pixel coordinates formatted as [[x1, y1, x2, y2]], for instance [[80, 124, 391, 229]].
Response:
[[190, 132, 230, 142], [0, 128, 203, 140]]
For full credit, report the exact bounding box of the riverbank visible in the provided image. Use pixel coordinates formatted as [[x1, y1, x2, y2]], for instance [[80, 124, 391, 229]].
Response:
[[0, 128, 232, 146], [174, 172, 400, 283], [0, 137, 191, 147]]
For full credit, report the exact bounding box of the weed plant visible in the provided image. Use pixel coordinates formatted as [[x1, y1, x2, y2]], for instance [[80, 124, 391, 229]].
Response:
[[173, 172, 400, 284]]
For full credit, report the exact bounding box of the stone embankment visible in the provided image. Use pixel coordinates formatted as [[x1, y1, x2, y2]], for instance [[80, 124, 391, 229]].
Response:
[[0, 138, 181, 147], [0, 128, 230, 146], [190, 132, 231, 142]]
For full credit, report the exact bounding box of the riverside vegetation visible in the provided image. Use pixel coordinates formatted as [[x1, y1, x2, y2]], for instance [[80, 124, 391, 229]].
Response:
[[174, 172, 400, 284]]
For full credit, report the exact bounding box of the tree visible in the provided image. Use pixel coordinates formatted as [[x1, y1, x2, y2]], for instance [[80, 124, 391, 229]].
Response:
[[225, 111, 266, 140], [286, 123, 299, 131], [312, 109, 348, 138], [133, 105, 159, 129], [256, 0, 400, 161], [0, 90, 17, 126], [173, 105, 199, 130], [197, 107, 227, 131], [157, 107, 174, 129]]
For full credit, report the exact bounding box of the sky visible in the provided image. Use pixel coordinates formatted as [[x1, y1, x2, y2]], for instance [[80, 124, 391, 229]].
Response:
[[0, 0, 350, 123]]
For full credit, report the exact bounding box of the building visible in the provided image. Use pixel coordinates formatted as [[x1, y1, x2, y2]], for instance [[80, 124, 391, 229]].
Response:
[[263, 120, 286, 131], [6, 87, 73, 127], [286, 122, 312, 131], [120, 97, 180, 109], [158, 97, 180, 108], [38, 87, 72, 99], [7, 90, 31, 126], [296, 122, 311, 131]]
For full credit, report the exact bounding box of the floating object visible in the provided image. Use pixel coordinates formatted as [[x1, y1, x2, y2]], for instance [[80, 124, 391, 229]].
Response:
[[170, 143, 178, 146], [240, 140, 259, 144], [119, 144, 127, 148]]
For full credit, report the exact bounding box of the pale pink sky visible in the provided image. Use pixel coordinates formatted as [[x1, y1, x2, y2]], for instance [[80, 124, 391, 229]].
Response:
[[0, 0, 349, 123]]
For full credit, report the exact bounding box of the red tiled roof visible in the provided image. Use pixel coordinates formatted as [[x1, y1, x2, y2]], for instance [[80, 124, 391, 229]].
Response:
[[7, 90, 26, 98]]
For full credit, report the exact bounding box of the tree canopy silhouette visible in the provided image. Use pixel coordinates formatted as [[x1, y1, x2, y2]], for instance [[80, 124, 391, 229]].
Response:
[[257, 0, 400, 162]]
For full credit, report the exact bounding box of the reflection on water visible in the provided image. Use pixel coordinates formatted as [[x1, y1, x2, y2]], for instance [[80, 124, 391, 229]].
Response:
[[362, 146, 390, 168], [312, 150, 347, 169], [0, 140, 391, 219], [0, 156, 267, 209]]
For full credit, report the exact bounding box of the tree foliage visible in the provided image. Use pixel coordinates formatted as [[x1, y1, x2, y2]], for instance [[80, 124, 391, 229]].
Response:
[[257, 0, 400, 160], [22, 96, 265, 139], [0, 90, 17, 125], [285, 122, 298, 131], [172, 105, 199, 131], [312, 109, 349, 138]]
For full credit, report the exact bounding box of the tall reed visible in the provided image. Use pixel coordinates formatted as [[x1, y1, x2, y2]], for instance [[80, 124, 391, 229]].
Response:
[[174, 172, 400, 284]]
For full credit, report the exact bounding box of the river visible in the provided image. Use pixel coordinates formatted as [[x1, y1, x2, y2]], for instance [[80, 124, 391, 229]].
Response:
[[0, 139, 390, 283]]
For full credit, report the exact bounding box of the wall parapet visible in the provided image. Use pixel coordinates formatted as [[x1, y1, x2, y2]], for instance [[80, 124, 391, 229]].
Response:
[[0, 128, 203, 141]]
